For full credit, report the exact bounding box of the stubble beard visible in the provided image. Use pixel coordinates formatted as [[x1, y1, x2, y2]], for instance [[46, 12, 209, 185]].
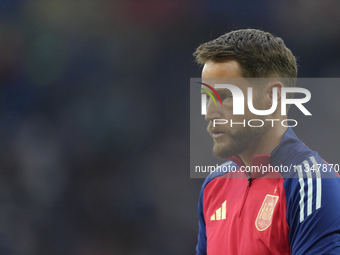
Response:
[[211, 118, 270, 159]]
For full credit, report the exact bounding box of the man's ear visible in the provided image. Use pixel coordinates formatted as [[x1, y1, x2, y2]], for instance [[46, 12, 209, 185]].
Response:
[[266, 81, 283, 109]]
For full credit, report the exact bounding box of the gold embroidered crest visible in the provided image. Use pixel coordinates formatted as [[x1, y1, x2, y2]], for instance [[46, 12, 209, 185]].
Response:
[[255, 195, 279, 231]]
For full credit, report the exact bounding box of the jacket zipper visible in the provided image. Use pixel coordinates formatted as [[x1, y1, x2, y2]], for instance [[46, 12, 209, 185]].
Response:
[[238, 175, 252, 218]]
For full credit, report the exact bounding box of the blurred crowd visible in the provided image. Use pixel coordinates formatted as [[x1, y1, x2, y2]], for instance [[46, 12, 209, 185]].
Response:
[[0, 0, 339, 254]]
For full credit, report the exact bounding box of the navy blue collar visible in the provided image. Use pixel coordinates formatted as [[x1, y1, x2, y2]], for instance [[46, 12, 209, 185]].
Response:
[[269, 127, 306, 166]]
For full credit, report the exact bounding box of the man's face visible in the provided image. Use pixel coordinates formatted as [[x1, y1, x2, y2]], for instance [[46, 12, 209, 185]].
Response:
[[202, 60, 269, 159]]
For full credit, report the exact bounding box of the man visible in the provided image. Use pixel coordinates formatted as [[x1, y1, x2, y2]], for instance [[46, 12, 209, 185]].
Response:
[[194, 29, 340, 255]]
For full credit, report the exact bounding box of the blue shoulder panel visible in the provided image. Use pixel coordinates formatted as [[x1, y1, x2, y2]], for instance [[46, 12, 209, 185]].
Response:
[[282, 152, 340, 254]]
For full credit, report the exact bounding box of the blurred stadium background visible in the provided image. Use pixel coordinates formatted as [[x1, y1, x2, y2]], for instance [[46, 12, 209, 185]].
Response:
[[0, 0, 340, 254]]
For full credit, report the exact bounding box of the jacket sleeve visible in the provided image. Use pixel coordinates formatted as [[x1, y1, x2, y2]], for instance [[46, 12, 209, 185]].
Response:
[[196, 177, 210, 255], [284, 156, 340, 254]]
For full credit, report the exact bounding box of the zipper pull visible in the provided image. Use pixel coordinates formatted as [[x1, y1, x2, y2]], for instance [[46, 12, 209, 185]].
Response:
[[239, 174, 252, 218], [247, 175, 252, 186]]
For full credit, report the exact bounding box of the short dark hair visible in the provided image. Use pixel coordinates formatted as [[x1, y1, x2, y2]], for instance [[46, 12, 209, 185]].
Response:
[[194, 29, 297, 90]]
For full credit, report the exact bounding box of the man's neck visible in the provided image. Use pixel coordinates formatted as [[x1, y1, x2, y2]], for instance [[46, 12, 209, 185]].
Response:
[[239, 125, 288, 168]]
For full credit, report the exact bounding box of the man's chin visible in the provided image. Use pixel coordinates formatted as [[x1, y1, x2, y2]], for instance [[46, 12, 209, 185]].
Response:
[[212, 143, 239, 159]]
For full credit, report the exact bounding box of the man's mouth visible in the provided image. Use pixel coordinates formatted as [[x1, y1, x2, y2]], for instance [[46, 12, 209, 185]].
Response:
[[211, 129, 225, 139]]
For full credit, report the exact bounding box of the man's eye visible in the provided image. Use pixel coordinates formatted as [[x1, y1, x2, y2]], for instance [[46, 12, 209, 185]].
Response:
[[220, 94, 233, 101]]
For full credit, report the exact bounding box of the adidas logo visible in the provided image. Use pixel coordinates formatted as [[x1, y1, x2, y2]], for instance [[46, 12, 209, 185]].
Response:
[[211, 200, 227, 221]]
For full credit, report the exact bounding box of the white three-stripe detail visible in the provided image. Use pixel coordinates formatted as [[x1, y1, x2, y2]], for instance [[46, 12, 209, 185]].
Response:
[[303, 160, 313, 217], [310, 156, 322, 210], [296, 165, 305, 223], [297, 157, 323, 223]]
